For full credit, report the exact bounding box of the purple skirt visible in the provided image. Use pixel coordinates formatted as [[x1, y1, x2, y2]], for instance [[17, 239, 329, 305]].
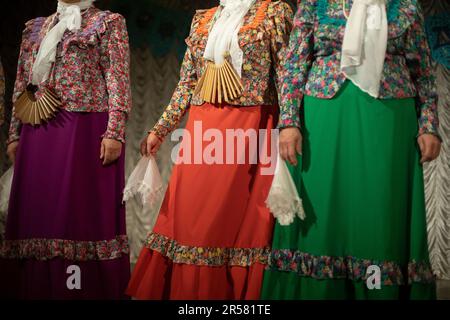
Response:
[[0, 110, 130, 299]]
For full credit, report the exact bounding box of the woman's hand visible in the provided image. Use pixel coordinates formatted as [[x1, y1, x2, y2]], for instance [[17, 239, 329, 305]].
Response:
[[141, 132, 162, 157], [100, 138, 123, 166], [6, 141, 19, 164], [418, 134, 441, 164], [280, 127, 303, 166]]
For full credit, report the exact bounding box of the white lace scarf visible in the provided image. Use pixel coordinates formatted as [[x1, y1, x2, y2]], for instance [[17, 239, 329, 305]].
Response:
[[31, 0, 95, 85], [203, 0, 255, 77], [341, 0, 388, 98]]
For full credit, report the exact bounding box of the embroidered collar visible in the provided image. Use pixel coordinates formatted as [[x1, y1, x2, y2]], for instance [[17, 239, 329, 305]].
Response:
[[317, 0, 401, 26], [197, 0, 271, 35]]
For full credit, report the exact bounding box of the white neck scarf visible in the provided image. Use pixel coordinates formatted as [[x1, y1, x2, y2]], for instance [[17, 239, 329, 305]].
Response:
[[340, 0, 388, 98], [203, 0, 255, 77], [31, 0, 94, 85]]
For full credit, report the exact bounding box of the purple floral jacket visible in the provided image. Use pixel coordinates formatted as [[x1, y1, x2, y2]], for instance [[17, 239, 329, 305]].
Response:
[[8, 7, 132, 144], [280, 0, 439, 137], [152, 0, 293, 139]]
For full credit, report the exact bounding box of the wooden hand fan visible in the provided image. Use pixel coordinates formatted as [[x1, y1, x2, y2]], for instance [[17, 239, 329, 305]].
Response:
[[14, 86, 61, 126], [194, 58, 244, 104]]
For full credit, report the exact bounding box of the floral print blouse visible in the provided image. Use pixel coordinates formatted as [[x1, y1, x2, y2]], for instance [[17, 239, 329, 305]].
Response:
[[152, 0, 293, 140], [280, 0, 439, 137], [8, 7, 132, 144]]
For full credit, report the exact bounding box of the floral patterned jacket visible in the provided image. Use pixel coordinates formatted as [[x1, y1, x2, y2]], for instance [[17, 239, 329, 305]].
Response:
[[152, 0, 293, 140], [280, 0, 439, 137], [8, 7, 132, 144]]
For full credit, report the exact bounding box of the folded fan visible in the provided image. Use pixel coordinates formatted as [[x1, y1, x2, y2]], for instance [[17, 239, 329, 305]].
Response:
[[14, 89, 61, 125]]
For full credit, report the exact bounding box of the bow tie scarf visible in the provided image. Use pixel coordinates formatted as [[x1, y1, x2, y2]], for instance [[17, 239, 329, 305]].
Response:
[[194, 0, 255, 104], [340, 0, 388, 98]]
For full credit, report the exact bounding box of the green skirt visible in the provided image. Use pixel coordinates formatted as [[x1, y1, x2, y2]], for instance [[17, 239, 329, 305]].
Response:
[[262, 81, 435, 300]]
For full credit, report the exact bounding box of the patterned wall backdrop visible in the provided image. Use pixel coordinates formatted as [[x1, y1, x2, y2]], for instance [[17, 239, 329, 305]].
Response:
[[421, 0, 450, 280]]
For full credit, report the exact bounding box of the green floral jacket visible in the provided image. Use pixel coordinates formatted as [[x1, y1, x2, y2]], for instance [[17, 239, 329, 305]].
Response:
[[280, 0, 439, 137]]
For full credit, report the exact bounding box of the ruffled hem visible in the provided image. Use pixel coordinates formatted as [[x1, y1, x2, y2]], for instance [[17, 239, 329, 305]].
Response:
[[127, 249, 267, 299], [268, 249, 435, 285], [0, 235, 129, 261], [145, 233, 270, 267]]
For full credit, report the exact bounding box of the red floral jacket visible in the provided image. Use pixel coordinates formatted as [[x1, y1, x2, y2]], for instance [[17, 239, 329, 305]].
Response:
[[8, 7, 132, 144], [152, 0, 293, 139]]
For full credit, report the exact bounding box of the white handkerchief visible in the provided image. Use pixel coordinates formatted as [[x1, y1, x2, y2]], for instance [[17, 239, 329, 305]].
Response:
[[266, 153, 305, 226]]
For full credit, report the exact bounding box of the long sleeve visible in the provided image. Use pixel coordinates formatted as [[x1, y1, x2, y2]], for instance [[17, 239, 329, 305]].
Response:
[[151, 27, 199, 140], [404, 6, 439, 137], [279, 0, 316, 129], [7, 23, 32, 144], [99, 14, 132, 143], [268, 1, 294, 101]]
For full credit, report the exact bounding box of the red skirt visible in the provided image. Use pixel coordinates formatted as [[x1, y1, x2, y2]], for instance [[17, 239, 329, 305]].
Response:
[[126, 103, 278, 300]]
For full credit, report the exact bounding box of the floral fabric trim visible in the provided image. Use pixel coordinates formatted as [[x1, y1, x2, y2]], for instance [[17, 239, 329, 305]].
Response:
[[145, 233, 270, 267], [268, 249, 435, 285], [0, 235, 129, 261]]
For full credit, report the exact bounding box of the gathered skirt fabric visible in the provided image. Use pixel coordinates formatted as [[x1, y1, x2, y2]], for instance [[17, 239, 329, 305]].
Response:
[[127, 103, 278, 300], [261, 81, 435, 300], [0, 110, 130, 299]]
